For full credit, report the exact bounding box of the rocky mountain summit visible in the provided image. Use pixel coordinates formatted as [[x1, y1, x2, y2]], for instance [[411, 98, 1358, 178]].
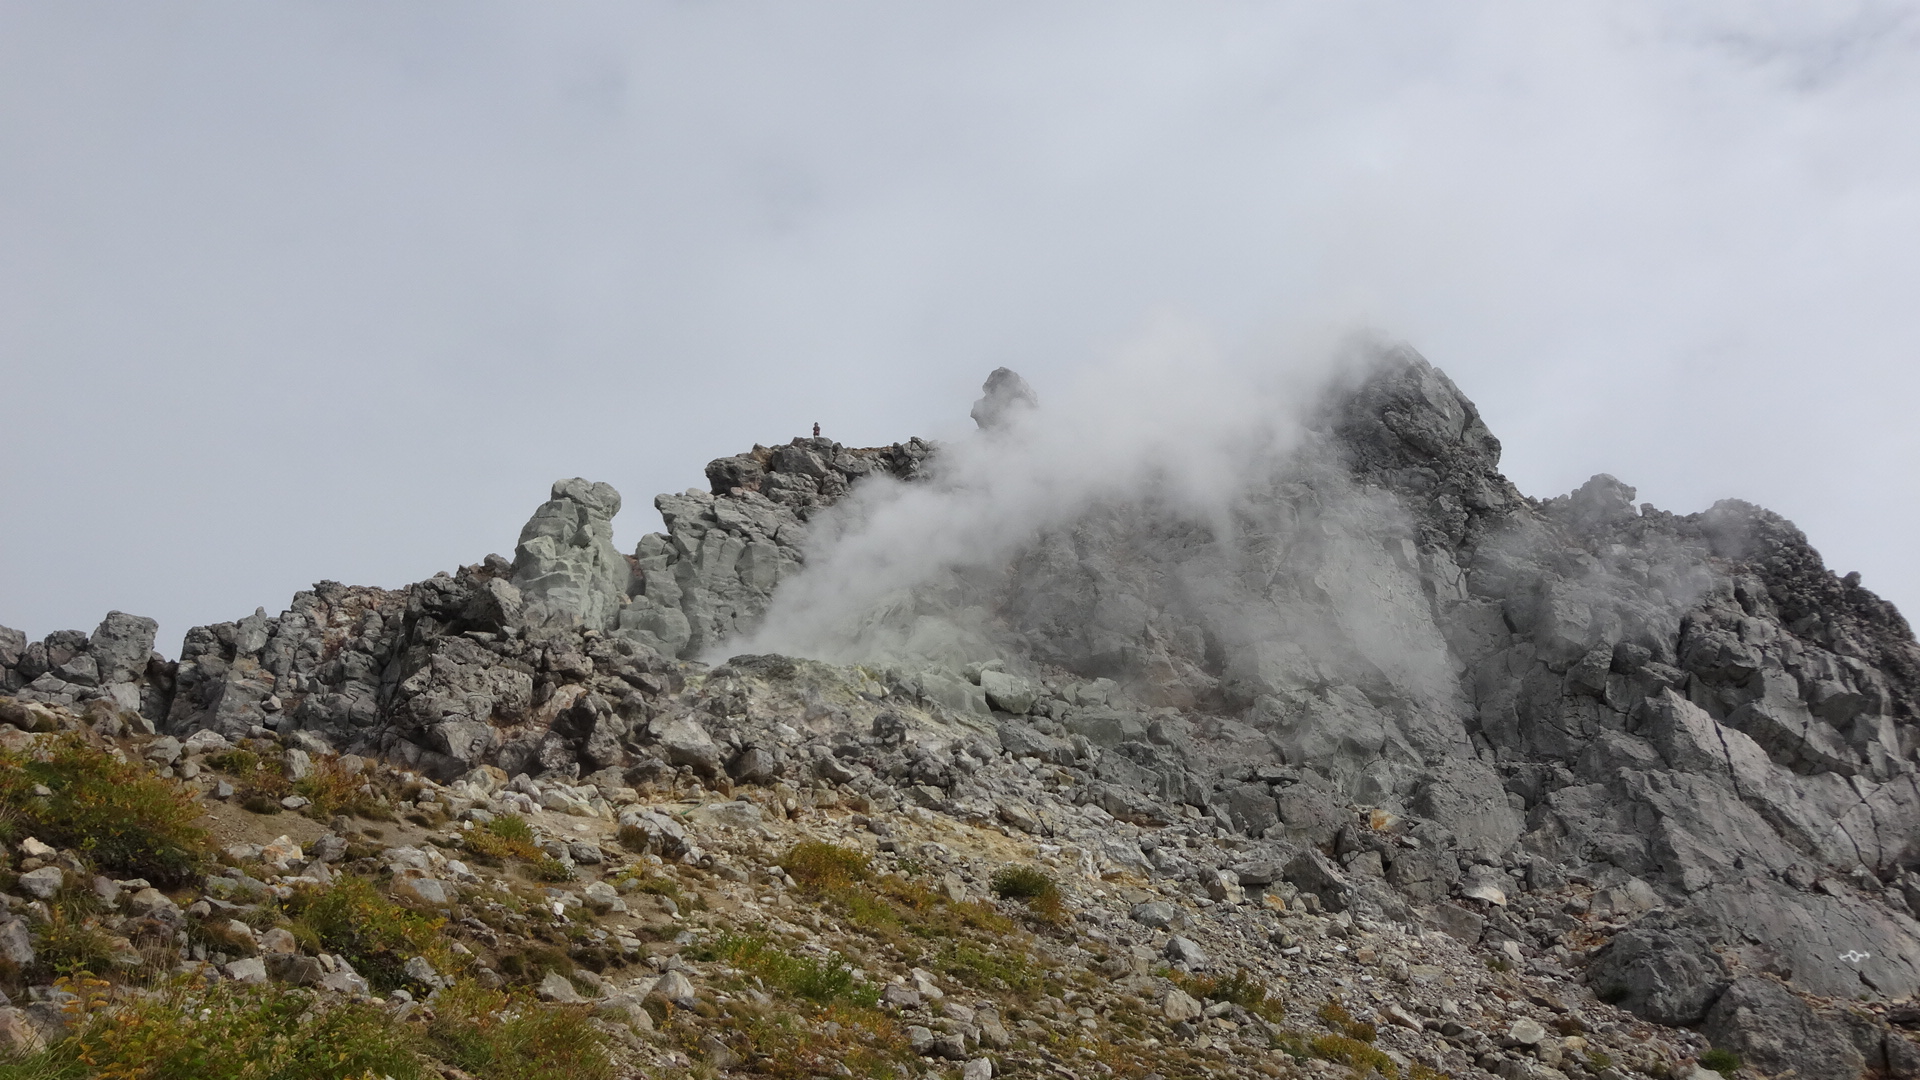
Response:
[[3, 347, 1919, 1080]]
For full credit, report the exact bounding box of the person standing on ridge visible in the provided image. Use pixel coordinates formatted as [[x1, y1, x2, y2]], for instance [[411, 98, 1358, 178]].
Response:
[[812, 422, 820, 438]]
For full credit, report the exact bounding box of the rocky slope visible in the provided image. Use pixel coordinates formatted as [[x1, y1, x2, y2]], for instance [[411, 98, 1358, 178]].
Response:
[[3, 348, 1919, 1080]]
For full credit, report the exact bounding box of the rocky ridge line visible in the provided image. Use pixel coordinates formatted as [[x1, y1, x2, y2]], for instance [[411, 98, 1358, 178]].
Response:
[[3, 351, 1919, 1079]]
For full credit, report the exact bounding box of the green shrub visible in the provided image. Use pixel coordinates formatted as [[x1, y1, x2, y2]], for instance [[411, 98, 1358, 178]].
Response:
[[31, 902, 118, 979], [281, 876, 448, 993], [989, 865, 1067, 923], [425, 980, 614, 1080], [1700, 1049, 1741, 1075], [291, 758, 379, 819], [935, 942, 1044, 998], [988, 865, 1053, 899], [27, 977, 424, 1080], [693, 931, 878, 1007], [531, 856, 575, 883], [205, 749, 261, 775], [0, 736, 208, 886], [1182, 967, 1283, 1023], [1317, 999, 1377, 1042], [622, 873, 680, 899], [1311, 1033, 1398, 1076], [465, 814, 546, 867], [782, 842, 872, 890]]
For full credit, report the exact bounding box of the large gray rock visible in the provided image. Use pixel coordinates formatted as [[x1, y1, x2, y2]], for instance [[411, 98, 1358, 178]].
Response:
[[1408, 759, 1523, 861], [654, 716, 722, 777], [1703, 977, 1866, 1080], [1584, 925, 1732, 1025], [88, 611, 158, 686], [979, 669, 1037, 714], [970, 367, 1038, 430], [511, 478, 629, 631]]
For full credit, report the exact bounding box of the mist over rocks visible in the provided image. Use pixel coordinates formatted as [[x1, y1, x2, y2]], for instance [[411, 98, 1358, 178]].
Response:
[[970, 366, 1039, 430], [7, 344, 1920, 1073]]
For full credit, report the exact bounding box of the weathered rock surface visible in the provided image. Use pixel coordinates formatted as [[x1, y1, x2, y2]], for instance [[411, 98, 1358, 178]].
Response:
[[10, 346, 1920, 1079]]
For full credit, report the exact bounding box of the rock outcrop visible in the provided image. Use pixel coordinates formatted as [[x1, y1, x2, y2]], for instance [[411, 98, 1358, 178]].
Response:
[[7, 350, 1920, 1076]]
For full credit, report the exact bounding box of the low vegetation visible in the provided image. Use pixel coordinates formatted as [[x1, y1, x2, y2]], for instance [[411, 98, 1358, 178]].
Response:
[[1700, 1048, 1742, 1076], [281, 875, 451, 993], [424, 980, 615, 1080], [990, 863, 1068, 924], [1, 976, 422, 1080], [0, 735, 208, 886], [692, 930, 878, 1007]]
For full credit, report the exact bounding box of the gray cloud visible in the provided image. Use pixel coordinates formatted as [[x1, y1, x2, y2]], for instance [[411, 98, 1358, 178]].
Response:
[[3, 1, 1917, 652]]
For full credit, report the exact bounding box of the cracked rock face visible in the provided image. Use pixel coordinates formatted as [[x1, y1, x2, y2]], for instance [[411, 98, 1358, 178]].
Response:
[[8, 345, 1920, 1066]]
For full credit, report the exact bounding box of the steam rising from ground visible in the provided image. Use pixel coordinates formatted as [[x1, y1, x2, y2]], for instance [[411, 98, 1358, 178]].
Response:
[[722, 326, 1466, 743]]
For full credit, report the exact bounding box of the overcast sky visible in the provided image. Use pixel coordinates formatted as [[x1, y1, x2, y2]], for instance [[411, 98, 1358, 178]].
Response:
[[3, 2, 1917, 655]]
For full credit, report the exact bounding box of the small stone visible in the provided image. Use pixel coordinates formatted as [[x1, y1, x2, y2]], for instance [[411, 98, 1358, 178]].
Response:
[[650, 969, 696, 1007], [700, 1032, 741, 1068], [909, 967, 944, 1000], [939, 872, 968, 902], [259, 835, 303, 866], [0, 917, 34, 967], [403, 955, 446, 989], [0, 1007, 45, 1054], [882, 983, 923, 1009], [1163, 935, 1209, 967], [1384, 1004, 1423, 1030], [1130, 901, 1181, 928], [225, 957, 269, 984], [538, 971, 583, 1003], [18, 837, 57, 860], [128, 888, 177, 917], [392, 877, 452, 908], [17, 866, 63, 900], [258, 927, 297, 954], [1509, 1018, 1548, 1045], [963, 1057, 994, 1080], [1163, 988, 1203, 1023]]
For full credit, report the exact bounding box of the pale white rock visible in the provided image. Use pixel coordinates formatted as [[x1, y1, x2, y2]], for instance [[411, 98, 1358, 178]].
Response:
[[1163, 987, 1203, 1023], [17, 866, 63, 900], [225, 957, 268, 984]]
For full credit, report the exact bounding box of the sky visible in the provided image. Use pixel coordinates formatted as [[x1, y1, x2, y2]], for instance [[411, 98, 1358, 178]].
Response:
[[2, 1, 1918, 655]]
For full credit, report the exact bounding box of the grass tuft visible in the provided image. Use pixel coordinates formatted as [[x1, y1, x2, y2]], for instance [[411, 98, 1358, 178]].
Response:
[[1317, 998, 1378, 1042], [1700, 1049, 1741, 1075], [990, 864, 1067, 924], [781, 841, 871, 890]]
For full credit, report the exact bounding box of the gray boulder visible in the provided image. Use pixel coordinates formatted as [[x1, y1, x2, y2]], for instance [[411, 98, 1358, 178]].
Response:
[[511, 478, 629, 631], [979, 669, 1038, 714], [87, 611, 158, 686], [1585, 926, 1732, 1025], [970, 367, 1038, 430], [654, 716, 722, 776], [1703, 977, 1866, 1080]]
